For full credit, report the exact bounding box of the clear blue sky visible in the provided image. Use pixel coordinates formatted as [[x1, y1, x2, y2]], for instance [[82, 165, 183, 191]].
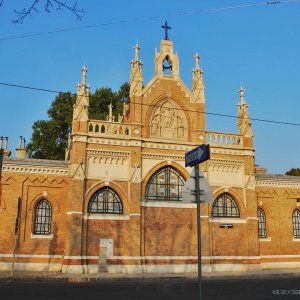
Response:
[[0, 0, 299, 174]]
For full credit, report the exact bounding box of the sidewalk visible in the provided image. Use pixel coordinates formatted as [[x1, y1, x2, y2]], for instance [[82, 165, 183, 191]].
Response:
[[1, 268, 300, 282]]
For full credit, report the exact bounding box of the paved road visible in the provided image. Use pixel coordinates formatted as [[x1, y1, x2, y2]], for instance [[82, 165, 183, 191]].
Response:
[[0, 277, 299, 300]]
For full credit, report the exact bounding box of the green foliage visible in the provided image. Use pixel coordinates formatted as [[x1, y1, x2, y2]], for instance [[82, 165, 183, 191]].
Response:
[[285, 168, 300, 176], [27, 92, 76, 160], [89, 87, 117, 120], [27, 84, 129, 160]]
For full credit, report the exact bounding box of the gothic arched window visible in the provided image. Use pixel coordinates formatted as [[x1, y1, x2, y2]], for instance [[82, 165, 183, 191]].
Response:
[[88, 187, 123, 214], [34, 199, 52, 235], [258, 208, 267, 238], [212, 193, 240, 218], [162, 55, 172, 75], [146, 166, 185, 201], [292, 209, 300, 238]]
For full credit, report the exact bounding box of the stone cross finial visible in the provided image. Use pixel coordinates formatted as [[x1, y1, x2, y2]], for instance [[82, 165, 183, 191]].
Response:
[[194, 53, 200, 71], [134, 43, 140, 61], [161, 21, 171, 40], [239, 86, 245, 105], [81, 65, 88, 85]]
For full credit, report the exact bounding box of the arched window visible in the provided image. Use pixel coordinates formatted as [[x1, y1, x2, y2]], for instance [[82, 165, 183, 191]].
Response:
[[292, 209, 300, 238], [146, 166, 185, 201], [88, 187, 123, 214], [212, 193, 240, 217], [258, 208, 267, 238], [34, 200, 52, 235], [162, 55, 172, 75]]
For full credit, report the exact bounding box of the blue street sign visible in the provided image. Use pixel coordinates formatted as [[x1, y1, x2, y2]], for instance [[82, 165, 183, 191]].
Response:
[[185, 144, 210, 167]]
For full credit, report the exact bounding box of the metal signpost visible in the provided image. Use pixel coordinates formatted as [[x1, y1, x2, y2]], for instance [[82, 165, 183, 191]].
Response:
[[184, 144, 211, 300]]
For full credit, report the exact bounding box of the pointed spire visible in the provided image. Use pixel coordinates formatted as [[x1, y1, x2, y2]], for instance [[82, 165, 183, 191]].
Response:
[[191, 52, 205, 103], [194, 53, 200, 71], [237, 86, 253, 137], [73, 66, 90, 124], [239, 86, 246, 106], [81, 65, 87, 85], [130, 43, 143, 97], [134, 43, 140, 62]]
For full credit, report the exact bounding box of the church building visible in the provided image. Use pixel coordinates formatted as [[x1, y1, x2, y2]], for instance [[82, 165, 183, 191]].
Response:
[[1, 30, 300, 274]]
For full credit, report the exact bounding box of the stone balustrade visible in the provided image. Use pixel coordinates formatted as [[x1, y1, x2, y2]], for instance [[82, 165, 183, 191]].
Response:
[[206, 131, 243, 147], [88, 120, 131, 137]]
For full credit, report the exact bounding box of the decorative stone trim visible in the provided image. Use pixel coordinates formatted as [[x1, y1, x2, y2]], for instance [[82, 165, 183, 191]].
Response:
[[256, 181, 300, 188], [208, 159, 244, 167], [142, 142, 191, 151], [142, 153, 184, 161], [209, 217, 247, 224], [2, 165, 68, 175], [31, 234, 53, 240], [142, 201, 196, 208], [130, 213, 141, 217], [87, 149, 130, 157], [210, 148, 244, 156], [85, 214, 130, 220], [88, 138, 131, 146], [259, 237, 272, 242]]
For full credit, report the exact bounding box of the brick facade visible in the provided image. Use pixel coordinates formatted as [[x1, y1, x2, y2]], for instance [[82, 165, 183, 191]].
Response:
[[0, 38, 300, 274]]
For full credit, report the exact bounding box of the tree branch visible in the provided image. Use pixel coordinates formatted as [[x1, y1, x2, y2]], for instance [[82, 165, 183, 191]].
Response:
[[11, 0, 84, 24]]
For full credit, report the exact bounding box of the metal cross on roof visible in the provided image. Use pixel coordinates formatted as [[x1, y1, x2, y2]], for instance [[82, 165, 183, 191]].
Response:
[[161, 21, 171, 40]]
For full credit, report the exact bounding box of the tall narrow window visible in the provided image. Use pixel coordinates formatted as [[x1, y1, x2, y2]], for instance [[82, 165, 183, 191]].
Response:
[[292, 209, 300, 238], [34, 200, 52, 235], [258, 208, 267, 238], [212, 193, 240, 217], [88, 187, 123, 214]]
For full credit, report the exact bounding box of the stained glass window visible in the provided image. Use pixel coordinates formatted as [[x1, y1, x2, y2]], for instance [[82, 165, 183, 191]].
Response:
[[146, 166, 185, 201], [292, 209, 300, 238], [258, 208, 267, 238], [212, 193, 240, 217], [88, 187, 123, 214], [34, 200, 52, 235]]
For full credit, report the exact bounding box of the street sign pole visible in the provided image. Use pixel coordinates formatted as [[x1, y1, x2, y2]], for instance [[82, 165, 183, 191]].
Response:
[[195, 164, 202, 300], [185, 144, 211, 300]]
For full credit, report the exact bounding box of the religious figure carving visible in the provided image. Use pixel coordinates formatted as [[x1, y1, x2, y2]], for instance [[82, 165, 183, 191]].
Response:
[[150, 100, 187, 140]]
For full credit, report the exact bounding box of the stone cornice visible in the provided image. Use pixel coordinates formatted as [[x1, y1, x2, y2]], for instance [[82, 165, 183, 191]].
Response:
[[210, 148, 244, 156], [256, 181, 300, 189], [208, 159, 244, 167], [2, 163, 68, 176], [87, 149, 130, 157], [142, 153, 184, 161]]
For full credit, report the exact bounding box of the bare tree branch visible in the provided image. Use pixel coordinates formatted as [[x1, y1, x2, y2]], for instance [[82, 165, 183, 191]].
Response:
[[6, 0, 85, 24]]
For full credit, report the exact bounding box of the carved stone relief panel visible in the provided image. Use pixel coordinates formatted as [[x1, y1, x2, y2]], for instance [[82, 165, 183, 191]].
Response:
[[150, 99, 187, 141]]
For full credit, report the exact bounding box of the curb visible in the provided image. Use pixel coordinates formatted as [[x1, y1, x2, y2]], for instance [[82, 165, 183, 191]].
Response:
[[1, 270, 300, 283]]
